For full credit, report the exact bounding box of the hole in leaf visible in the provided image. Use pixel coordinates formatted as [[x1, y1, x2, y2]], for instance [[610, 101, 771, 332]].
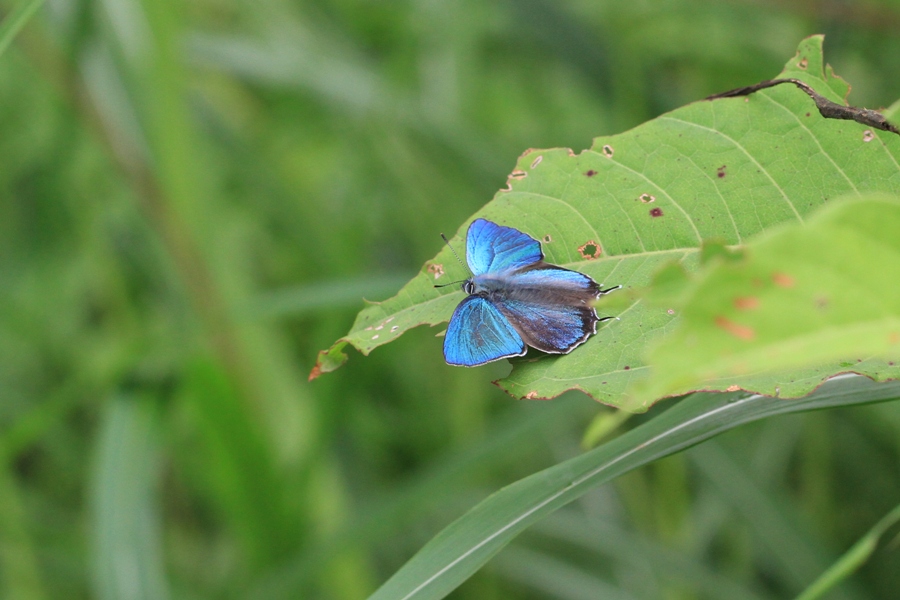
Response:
[[578, 240, 602, 259]]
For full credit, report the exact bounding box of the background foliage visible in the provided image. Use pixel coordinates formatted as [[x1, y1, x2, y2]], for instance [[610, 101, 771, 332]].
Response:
[[1, 0, 899, 599]]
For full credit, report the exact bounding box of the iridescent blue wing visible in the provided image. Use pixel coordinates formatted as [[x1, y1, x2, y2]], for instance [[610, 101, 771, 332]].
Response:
[[490, 266, 602, 354], [443, 295, 526, 366], [465, 219, 543, 276]]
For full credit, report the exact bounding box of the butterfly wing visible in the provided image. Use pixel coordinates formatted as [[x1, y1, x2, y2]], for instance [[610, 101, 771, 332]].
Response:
[[443, 295, 526, 366], [466, 219, 543, 276], [490, 266, 602, 354]]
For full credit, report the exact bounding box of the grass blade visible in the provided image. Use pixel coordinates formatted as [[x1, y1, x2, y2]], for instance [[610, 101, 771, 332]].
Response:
[[367, 375, 900, 600], [0, 0, 44, 58], [794, 502, 900, 600], [90, 397, 169, 600]]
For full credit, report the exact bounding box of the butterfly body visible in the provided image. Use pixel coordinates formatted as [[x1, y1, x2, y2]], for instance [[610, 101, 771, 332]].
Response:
[[443, 219, 613, 367]]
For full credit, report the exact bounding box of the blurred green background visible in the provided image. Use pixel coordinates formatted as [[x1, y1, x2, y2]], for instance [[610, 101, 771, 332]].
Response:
[[1, 0, 899, 598]]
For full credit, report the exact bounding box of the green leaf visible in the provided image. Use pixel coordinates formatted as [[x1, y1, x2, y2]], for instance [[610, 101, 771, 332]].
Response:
[[315, 35, 900, 409], [365, 376, 900, 600], [630, 193, 900, 408], [883, 98, 900, 124]]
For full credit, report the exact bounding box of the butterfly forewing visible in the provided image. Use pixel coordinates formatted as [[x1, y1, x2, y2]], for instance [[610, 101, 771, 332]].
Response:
[[443, 295, 527, 366], [466, 219, 543, 276]]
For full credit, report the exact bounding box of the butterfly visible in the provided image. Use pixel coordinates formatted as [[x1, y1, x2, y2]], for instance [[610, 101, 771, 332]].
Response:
[[441, 218, 617, 367]]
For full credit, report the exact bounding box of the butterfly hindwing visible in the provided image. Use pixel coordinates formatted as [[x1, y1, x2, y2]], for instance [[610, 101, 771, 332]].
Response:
[[443, 295, 526, 366], [466, 218, 543, 276], [488, 266, 601, 354]]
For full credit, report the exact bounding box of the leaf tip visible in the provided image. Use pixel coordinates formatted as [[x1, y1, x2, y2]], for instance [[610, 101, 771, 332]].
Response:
[[309, 342, 350, 381]]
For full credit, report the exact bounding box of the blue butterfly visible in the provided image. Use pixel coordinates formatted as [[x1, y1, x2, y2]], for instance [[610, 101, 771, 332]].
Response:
[[442, 218, 616, 367]]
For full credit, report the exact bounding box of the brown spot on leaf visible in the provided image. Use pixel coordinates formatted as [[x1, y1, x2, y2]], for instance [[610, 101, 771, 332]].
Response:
[[372, 334, 379, 340], [863, 130, 875, 142], [391, 325, 399, 332], [726, 385, 741, 392], [639, 193, 655, 203], [798, 57, 808, 70], [772, 272, 795, 288], [585, 169, 598, 177], [543, 234, 552, 243], [623, 365, 631, 370], [889, 332, 900, 344], [531, 155, 543, 169], [715, 316, 756, 340], [734, 296, 759, 310], [717, 165, 727, 178], [510, 169, 527, 180], [308, 365, 322, 381], [649, 207, 664, 217], [524, 391, 540, 400], [602, 144, 614, 158], [578, 240, 602, 259], [428, 263, 445, 279], [667, 309, 675, 315]]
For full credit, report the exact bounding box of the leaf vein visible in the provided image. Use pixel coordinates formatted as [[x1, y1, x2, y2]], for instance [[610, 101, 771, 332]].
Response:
[[659, 115, 805, 224]]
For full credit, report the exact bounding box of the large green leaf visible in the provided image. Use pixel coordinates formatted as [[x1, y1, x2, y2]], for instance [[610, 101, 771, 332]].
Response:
[[628, 193, 900, 408], [365, 376, 900, 600], [313, 36, 900, 409]]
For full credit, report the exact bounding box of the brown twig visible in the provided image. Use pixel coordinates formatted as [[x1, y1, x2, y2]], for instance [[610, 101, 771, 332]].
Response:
[[706, 78, 900, 135]]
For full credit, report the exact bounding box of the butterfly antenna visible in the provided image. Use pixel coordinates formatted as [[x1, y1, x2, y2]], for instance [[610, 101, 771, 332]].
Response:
[[441, 233, 471, 275], [434, 233, 473, 289]]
